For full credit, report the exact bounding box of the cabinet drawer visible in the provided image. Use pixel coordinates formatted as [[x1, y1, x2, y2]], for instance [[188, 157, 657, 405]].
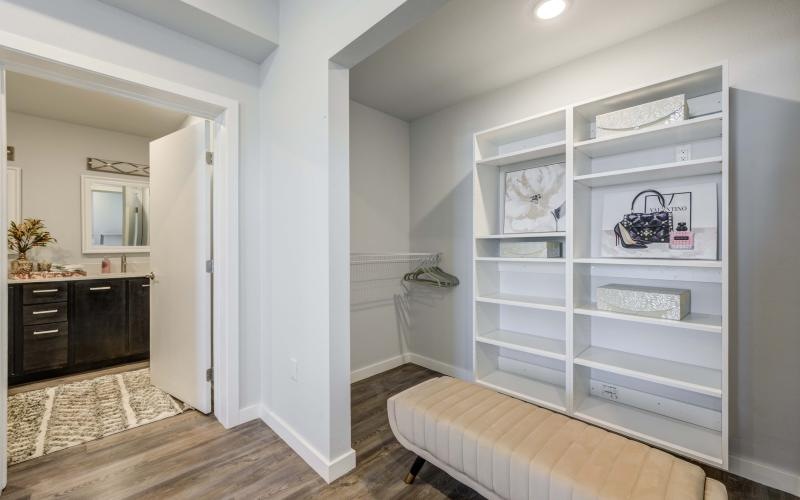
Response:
[[22, 283, 68, 305], [23, 322, 68, 373], [23, 302, 68, 325]]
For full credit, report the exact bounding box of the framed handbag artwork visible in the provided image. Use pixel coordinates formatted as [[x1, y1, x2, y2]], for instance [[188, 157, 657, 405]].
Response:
[[503, 162, 566, 234], [600, 182, 718, 259]]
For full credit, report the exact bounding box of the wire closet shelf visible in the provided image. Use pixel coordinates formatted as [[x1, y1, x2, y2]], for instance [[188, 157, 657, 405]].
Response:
[[350, 252, 440, 282]]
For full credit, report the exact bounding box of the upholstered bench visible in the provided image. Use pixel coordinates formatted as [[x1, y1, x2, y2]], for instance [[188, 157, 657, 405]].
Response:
[[388, 376, 727, 499]]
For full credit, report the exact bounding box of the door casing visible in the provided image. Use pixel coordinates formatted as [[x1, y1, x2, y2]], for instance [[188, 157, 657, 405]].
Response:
[[0, 35, 242, 489]]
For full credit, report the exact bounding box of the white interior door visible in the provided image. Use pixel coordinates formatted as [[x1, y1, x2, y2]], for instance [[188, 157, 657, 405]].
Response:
[[149, 121, 212, 413]]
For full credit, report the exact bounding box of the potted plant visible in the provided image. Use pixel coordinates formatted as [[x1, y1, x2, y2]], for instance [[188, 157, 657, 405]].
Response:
[[7, 218, 57, 273]]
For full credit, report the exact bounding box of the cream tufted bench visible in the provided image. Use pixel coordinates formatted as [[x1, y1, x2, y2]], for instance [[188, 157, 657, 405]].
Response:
[[388, 376, 727, 499]]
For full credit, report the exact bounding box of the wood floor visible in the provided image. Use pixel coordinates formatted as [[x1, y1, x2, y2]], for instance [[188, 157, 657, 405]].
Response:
[[4, 363, 796, 499]]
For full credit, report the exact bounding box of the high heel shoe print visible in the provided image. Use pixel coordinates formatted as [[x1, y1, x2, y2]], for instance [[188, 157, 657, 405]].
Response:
[[614, 222, 647, 249]]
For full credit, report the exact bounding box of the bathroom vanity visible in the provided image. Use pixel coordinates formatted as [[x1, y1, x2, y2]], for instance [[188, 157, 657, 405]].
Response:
[[8, 274, 150, 385]]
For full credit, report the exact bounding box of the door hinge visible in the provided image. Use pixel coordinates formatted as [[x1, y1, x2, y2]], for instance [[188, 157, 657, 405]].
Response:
[[6, 146, 14, 161], [206, 259, 213, 273], [205, 151, 213, 165], [206, 367, 213, 382]]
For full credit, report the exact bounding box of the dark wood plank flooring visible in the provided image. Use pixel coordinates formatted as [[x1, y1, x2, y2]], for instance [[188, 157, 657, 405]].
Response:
[[4, 363, 795, 499]]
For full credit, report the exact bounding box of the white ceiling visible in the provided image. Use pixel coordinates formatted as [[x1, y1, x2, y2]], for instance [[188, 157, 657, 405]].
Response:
[[351, 0, 728, 121], [6, 72, 189, 139]]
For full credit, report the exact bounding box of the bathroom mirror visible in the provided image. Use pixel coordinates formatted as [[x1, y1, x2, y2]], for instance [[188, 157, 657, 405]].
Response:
[[81, 175, 150, 254]]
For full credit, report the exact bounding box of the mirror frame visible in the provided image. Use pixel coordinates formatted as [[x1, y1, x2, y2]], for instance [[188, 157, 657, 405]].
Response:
[[81, 174, 150, 254]]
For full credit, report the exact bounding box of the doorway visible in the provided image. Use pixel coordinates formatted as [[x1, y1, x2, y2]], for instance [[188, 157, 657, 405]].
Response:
[[0, 44, 240, 488]]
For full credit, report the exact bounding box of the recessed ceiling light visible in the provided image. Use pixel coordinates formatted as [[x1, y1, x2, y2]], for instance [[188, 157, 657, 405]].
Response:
[[534, 0, 569, 20]]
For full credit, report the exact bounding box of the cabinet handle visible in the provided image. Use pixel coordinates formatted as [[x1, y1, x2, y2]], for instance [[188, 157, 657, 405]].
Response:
[[32, 289, 59, 294], [32, 309, 58, 315], [33, 329, 59, 335], [141, 284, 150, 288], [89, 286, 112, 291]]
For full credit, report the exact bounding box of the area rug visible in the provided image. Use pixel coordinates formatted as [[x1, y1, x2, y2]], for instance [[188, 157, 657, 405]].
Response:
[[7, 368, 184, 465]]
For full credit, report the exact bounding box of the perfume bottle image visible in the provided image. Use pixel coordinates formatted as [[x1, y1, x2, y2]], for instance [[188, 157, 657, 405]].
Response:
[[670, 222, 694, 250]]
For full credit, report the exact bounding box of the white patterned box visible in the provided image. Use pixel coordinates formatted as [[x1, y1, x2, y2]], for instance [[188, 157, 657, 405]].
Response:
[[596, 94, 685, 138], [596, 284, 690, 320], [498, 241, 562, 258]]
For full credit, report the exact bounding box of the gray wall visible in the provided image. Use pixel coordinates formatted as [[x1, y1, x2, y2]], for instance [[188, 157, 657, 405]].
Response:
[[407, 0, 800, 490], [7, 112, 150, 270], [349, 101, 410, 374]]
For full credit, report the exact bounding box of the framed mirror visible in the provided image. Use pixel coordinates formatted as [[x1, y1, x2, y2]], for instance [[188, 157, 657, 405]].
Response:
[[81, 175, 150, 254]]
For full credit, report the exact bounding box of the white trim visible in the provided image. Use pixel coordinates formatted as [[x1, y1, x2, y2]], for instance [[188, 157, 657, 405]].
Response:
[[403, 352, 473, 381], [236, 404, 262, 425], [729, 455, 800, 496], [0, 27, 240, 453], [259, 406, 357, 483], [350, 353, 473, 383], [350, 354, 406, 383], [0, 64, 9, 490]]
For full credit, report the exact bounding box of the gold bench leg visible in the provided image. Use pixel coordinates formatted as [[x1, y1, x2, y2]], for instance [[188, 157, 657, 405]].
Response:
[[404, 456, 426, 484]]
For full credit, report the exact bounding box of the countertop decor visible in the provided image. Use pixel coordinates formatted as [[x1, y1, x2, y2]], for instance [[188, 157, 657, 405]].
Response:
[[7, 271, 150, 284], [7, 218, 57, 273]]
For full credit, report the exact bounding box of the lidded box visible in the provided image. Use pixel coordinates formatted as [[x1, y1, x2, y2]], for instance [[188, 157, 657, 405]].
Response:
[[596, 284, 690, 320], [498, 241, 562, 258], [596, 94, 686, 138]]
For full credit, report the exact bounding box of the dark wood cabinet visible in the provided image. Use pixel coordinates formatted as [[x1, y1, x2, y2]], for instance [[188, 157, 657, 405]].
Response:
[[72, 279, 128, 365], [9, 277, 150, 385], [23, 323, 68, 372], [127, 278, 150, 356], [8, 285, 19, 378]]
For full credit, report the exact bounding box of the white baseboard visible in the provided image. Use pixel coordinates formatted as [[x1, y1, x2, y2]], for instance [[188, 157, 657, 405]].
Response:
[[259, 406, 356, 483], [350, 352, 471, 383], [403, 352, 472, 380], [350, 354, 406, 383], [236, 404, 261, 425], [729, 454, 800, 496]]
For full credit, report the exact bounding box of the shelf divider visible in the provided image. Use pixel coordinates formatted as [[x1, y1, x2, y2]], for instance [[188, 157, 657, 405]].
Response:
[[574, 157, 722, 187], [574, 113, 722, 158], [574, 303, 722, 333], [477, 330, 565, 360], [574, 346, 721, 397]]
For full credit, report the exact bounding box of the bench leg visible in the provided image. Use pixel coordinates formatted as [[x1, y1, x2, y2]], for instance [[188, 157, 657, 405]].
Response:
[[404, 456, 426, 484]]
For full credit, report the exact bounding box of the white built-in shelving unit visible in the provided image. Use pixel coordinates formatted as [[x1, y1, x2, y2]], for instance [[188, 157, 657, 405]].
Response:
[[472, 65, 728, 468]]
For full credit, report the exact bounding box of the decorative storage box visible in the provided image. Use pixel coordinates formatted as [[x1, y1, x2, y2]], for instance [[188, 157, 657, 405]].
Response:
[[596, 284, 690, 320], [498, 241, 562, 258], [596, 94, 686, 138]]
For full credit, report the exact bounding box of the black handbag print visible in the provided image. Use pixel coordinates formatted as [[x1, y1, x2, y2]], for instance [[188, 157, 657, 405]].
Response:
[[614, 189, 673, 249]]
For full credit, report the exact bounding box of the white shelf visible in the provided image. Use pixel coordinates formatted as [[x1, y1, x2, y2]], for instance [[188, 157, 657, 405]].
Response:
[[574, 346, 721, 397], [575, 396, 722, 465], [477, 370, 566, 412], [574, 113, 722, 158], [477, 141, 566, 167], [574, 303, 722, 333], [475, 232, 566, 240], [477, 330, 565, 360], [574, 157, 723, 187], [476, 257, 565, 263], [574, 258, 722, 268], [477, 293, 566, 312], [473, 66, 728, 468]]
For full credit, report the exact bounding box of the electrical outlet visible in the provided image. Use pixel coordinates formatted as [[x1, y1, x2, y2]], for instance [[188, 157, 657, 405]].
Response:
[[676, 144, 691, 162], [290, 358, 298, 381], [593, 383, 619, 400]]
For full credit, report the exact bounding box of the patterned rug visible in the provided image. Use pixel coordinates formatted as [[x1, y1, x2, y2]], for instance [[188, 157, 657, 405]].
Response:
[[7, 368, 184, 465]]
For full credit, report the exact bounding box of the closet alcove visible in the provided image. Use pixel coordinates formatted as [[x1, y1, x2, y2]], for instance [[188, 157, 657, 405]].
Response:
[[350, 61, 728, 469]]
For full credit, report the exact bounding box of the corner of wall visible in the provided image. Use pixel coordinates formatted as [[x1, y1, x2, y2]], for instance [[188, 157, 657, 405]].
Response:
[[258, 405, 356, 483]]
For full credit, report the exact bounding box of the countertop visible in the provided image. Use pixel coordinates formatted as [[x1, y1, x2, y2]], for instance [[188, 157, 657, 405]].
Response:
[[8, 272, 151, 284]]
